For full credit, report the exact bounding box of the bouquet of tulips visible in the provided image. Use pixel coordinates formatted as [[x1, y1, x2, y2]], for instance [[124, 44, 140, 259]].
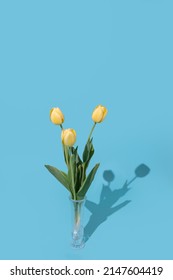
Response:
[[45, 105, 108, 201]]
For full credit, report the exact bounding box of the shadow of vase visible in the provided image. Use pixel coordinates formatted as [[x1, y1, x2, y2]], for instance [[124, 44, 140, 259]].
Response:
[[84, 164, 150, 243]]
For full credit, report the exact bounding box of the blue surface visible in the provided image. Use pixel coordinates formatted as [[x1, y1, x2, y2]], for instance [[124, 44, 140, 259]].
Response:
[[0, 0, 173, 260]]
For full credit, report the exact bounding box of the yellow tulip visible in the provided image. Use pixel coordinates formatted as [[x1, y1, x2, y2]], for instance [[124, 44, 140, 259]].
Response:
[[61, 129, 76, 146], [92, 105, 108, 123], [50, 107, 64, 125]]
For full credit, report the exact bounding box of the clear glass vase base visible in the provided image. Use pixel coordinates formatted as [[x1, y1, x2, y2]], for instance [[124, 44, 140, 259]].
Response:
[[71, 226, 85, 249], [71, 240, 85, 249]]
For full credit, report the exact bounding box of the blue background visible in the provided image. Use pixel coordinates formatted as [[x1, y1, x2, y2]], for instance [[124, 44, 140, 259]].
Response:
[[0, 0, 173, 260]]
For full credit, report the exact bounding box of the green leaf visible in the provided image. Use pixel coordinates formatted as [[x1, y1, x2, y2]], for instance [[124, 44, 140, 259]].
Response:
[[63, 145, 70, 166], [82, 138, 95, 172], [80, 162, 86, 185], [68, 154, 76, 198], [71, 146, 82, 166], [45, 165, 70, 192], [77, 163, 100, 199], [75, 164, 83, 193], [82, 139, 91, 162]]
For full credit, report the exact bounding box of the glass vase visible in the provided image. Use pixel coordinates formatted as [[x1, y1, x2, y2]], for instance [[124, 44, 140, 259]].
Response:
[[69, 196, 86, 249]]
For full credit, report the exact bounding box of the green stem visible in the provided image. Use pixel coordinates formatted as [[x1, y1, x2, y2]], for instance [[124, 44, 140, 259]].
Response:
[[69, 155, 76, 200], [74, 203, 80, 226], [64, 145, 69, 166], [87, 122, 96, 142], [60, 124, 69, 165]]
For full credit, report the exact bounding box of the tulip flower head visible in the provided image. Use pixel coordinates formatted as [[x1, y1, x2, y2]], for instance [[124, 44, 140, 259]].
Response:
[[50, 107, 64, 125], [61, 128, 76, 147], [92, 105, 108, 123]]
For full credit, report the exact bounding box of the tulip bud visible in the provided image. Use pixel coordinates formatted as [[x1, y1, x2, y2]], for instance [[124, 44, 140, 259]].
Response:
[[92, 105, 108, 123], [61, 129, 76, 147], [50, 107, 64, 125]]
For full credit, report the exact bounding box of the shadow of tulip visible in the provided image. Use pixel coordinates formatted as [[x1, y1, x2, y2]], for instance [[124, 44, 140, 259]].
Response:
[[84, 164, 150, 243]]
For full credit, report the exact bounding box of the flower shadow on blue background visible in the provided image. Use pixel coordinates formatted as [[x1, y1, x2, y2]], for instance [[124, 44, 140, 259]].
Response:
[[84, 164, 150, 243]]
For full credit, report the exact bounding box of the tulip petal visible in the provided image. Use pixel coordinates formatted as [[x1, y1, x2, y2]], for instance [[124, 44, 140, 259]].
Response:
[[50, 107, 64, 125], [92, 107, 103, 123], [61, 128, 76, 146]]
